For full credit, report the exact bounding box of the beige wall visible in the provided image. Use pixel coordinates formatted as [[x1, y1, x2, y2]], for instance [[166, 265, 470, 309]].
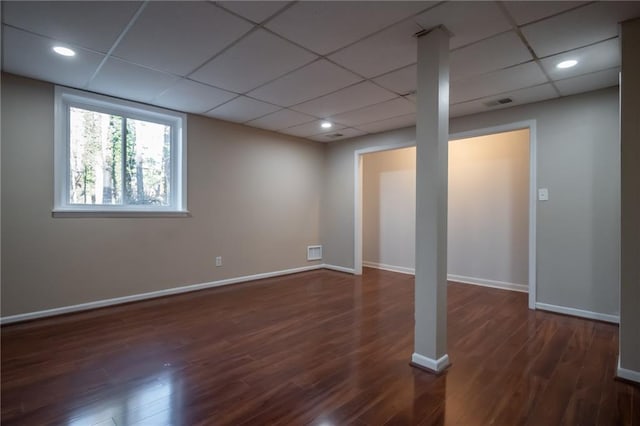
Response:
[[0, 73, 622, 321], [1, 73, 324, 317], [323, 87, 620, 317], [619, 18, 640, 375], [362, 147, 416, 271], [448, 129, 529, 286]]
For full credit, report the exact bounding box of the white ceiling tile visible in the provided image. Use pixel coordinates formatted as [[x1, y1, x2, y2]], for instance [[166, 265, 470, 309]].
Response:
[[279, 120, 346, 138], [450, 83, 558, 118], [113, 2, 252, 76], [247, 60, 362, 106], [245, 109, 316, 131], [450, 62, 547, 104], [190, 29, 317, 93], [449, 100, 487, 119], [451, 31, 533, 82], [2, 26, 104, 88], [502, 1, 587, 26], [217, 1, 290, 24], [2, 0, 627, 120], [309, 128, 367, 143], [153, 79, 237, 114], [521, 2, 640, 57], [265, 1, 433, 55], [204, 96, 280, 123], [354, 113, 416, 134], [88, 58, 179, 103], [541, 38, 620, 81], [372, 64, 417, 95], [555, 68, 619, 97], [414, 2, 512, 49], [2, 1, 141, 52], [329, 19, 422, 78], [331, 97, 415, 127], [291, 81, 397, 118]]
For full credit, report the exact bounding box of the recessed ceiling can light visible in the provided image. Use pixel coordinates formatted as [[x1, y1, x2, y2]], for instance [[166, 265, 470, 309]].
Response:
[[556, 59, 577, 69], [321, 121, 332, 129], [53, 46, 76, 57]]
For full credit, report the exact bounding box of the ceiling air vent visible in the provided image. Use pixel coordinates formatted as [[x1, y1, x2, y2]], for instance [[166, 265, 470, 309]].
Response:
[[484, 97, 513, 107], [324, 133, 344, 139]]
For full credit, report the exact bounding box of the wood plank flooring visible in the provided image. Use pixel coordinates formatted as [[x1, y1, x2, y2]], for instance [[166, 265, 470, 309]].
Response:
[[1, 268, 638, 425]]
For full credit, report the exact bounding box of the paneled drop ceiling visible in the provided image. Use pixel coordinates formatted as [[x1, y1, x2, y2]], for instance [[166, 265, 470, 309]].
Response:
[[2, 1, 638, 142]]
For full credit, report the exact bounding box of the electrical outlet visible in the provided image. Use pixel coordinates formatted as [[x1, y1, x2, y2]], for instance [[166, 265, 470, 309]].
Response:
[[215, 256, 222, 267], [538, 188, 549, 201]]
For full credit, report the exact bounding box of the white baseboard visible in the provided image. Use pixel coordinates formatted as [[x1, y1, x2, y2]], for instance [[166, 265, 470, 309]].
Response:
[[411, 352, 450, 373], [0, 264, 327, 325], [360, 266, 529, 294], [362, 261, 415, 275], [535, 302, 619, 324], [447, 274, 528, 293], [617, 356, 640, 384], [323, 264, 356, 274]]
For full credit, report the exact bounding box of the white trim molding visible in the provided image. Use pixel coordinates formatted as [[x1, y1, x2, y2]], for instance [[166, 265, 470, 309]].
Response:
[[448, 274, 528, 293], [323, 264, 356, 274], [535, 302, 619, 324], [360, 265, 529, 294], [411, 353, 450, 373], [54, 86, 188, 215], [362, 261, 415, 275], [1, 264, 329, 325], [617, 357, 640, 384]]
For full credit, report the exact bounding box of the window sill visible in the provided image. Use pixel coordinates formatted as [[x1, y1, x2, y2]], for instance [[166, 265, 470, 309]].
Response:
[[52, 210, 191, 218]]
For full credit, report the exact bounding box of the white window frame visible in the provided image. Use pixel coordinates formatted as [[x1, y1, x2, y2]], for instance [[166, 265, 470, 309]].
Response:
[[54, 86, 188, 217]]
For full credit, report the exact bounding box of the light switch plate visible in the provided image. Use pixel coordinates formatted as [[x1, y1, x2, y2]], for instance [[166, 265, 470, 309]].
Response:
[[538, 188, 549, 201]]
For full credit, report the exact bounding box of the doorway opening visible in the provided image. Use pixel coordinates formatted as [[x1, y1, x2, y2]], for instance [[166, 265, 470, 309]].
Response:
[[354, 121, 537, 309], [361, 147, 417, 275]]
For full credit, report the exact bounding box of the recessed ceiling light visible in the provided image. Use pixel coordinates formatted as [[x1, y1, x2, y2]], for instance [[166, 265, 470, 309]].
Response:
[[556, 59, 577, 69], [53, 46, 76, 57], [321, 121, 333, 129]]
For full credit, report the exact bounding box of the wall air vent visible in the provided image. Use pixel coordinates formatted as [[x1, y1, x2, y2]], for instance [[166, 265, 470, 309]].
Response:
[[484, 98, 513, 107], [307, 245, 322, 261]]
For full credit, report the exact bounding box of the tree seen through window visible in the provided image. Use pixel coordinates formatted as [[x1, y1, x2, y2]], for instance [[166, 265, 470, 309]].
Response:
[[69, 107, 171, 206]]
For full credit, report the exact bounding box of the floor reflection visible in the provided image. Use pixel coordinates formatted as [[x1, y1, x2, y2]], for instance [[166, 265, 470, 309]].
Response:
[[67, 371, 176, 426], [2, 269, 633, 424], [411, 369, 447, 425]]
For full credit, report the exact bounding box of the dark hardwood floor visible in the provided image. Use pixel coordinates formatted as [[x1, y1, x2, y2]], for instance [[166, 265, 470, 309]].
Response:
[[1, 268, 638, 425]]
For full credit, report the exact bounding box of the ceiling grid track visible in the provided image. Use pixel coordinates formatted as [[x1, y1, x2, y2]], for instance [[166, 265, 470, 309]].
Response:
[[2, 0, 631, 140], [84, 1, 149, 89], [495, 1, 562, 98]]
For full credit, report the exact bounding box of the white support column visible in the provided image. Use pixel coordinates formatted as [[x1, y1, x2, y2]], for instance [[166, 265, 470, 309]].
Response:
[[411, 27, 451, 374], [618, 17, 640, 384]]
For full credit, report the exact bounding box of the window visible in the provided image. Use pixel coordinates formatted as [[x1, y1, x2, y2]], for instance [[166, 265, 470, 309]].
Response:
[[54, 87, 187, 216]]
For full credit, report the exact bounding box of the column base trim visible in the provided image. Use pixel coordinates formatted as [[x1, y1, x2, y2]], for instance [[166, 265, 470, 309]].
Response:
[[410, 353, 450, 374]]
